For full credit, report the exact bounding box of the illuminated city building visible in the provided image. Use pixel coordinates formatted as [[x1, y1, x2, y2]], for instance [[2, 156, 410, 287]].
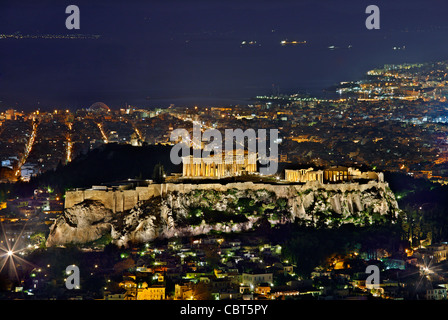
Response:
[[136, 283, 166, 300]]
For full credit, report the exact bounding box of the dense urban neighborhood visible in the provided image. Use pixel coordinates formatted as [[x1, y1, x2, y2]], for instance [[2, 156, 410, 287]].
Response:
[[1, 61, 448, 301]]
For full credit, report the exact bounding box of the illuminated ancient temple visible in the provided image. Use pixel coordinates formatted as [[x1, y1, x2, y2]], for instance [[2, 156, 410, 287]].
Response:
[[285, 168, 324, 183], [182, 151, 257, 178], [285, 166, 383, 183]]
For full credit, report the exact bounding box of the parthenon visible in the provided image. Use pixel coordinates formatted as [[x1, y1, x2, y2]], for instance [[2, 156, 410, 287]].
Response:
[[182, 151, 257, 178]]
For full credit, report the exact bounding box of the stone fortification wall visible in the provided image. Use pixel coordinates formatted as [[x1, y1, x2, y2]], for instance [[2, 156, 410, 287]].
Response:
[[65, 180, 390, 213]]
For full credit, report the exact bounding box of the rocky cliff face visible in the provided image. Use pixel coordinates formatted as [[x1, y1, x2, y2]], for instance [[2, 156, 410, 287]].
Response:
[[46, 200, 115, 247], [46, 183, 400, 247]]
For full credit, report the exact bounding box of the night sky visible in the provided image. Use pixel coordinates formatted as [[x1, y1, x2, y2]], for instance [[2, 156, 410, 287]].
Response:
[[1, 0, 448, 110]]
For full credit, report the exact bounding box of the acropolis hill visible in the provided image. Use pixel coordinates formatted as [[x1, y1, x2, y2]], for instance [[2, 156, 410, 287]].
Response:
[[64, 166, 385, 214], [64, 179, 391, 216], [48, 168, 399, 247]]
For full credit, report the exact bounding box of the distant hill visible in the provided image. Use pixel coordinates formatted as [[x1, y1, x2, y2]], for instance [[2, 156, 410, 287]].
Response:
[[13, 143, 181, 197]]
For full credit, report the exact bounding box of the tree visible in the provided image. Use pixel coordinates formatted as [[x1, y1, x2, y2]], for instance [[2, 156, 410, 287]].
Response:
[[0, 188, 7, 202], [113, 257, 135, 274], [275, 197, 290, 223], [153, 163, 166, 183], [29, 232, 46, 249], [203, 245, 220, 269], [192, 282, 212, 300]]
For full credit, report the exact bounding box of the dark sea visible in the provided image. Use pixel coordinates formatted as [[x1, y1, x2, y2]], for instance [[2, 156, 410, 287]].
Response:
[[1, 0, 448, 110]]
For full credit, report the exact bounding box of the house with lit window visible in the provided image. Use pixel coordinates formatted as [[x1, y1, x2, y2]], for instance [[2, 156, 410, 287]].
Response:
[[241, 272, 273, 287], [426, 285, 447, 300]]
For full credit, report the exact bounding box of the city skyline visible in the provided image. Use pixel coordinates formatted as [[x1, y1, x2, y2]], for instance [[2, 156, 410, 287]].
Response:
[[3, 0, 448, 305]]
